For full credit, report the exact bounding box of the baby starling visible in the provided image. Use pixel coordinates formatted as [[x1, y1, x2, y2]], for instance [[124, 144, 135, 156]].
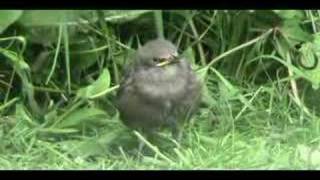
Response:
[[116, 38, 201, 142]]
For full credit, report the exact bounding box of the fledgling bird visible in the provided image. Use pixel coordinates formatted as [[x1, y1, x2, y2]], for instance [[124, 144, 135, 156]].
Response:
[[116, 38, 202, 142]]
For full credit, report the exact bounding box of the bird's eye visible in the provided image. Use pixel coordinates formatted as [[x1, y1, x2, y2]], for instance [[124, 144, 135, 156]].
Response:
[[153, 58, 167, 62], [172, 55, 178, 60]]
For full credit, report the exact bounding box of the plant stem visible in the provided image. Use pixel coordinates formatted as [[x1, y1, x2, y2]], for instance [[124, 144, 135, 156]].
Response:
[[206, 28, 273, 68], [154, 10, 164, 39]]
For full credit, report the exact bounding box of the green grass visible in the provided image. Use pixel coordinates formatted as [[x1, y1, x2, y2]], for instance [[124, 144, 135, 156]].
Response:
[[0, 83, 319, 169], [1, 10, 320, 169], [0, 102, 319, 170]]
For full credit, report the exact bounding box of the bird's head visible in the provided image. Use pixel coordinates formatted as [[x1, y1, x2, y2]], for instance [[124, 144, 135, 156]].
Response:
[[136, 39, 181, 67]]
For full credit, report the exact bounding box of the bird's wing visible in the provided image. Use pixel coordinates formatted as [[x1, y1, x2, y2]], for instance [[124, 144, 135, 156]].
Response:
[[117, 62, 137, 98]]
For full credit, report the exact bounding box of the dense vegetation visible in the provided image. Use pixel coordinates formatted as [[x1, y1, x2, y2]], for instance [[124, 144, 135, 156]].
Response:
[[0, 10, 320, 169]]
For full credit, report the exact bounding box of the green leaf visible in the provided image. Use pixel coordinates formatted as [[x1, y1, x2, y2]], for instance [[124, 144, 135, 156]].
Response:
[[22, 23, 90, 46], [102, 10, 152, 23], [15, 103, 38, 127], [210, 67, 255, 110], [299, 43, 317, 68], [18, 10, 96, 26], [18, 10, 151, 26], [298, 144, 320, 167], [281, 19, 313, 45], [18, 10, 151, 45], [248, 10, 283, 28], [210, 68, 238, 97], [44, 109, 58, 124], [0, 48, 41, 115], [0, 48, 30, 73], [17, 10, 95, 45], [37, 128, 79, 134], [299, 34, 320, 89], [182, 47, 196, 68], [76, 68, 111, 99], [70, 41, 105, 71], [56, 107, 107, 128], [301, 83, 320, 115], [170, 10, 194, 19], [273, 10, 305, 20], [274, 36, 289, 59], [59, 139, 107, 158], [196, 67, 208, 83], [0, 97, 19, 113], [0, 10, 23, 33], [195, 67, 216, 105]]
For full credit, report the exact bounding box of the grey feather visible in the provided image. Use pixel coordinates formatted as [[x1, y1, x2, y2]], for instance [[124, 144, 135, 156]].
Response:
[[116, 38, 202, 139]]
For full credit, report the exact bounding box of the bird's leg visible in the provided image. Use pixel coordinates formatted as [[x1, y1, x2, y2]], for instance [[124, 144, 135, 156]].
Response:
[[168, 117, 183, 143], [173, 127, 184, 143], [138, 139, 146, 154], [136, 128, 147, 153], [137, 128, 157, 154]]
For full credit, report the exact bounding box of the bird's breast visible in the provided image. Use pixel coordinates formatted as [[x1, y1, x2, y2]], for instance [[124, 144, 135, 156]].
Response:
[[134, 64, 188, 102]]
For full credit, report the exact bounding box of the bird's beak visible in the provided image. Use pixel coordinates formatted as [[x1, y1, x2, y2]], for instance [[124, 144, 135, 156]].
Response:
[[156, 60, 171, 67], [156, 53, 180, 67]]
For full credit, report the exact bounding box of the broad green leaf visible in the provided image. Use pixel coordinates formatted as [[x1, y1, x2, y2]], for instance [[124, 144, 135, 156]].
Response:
[[304, 44, 320, 89], [273, 10, 305, 20], [299, 43, 318, 69], [18, 10, 151, 26], [18, 10, 96, 26], [18, 10, 95, 45], [0, 10, 23, 33], [170, 10, 194, 20], [76, 68, 111, 99], [22, 25, 84, 45], [299, 34, 320, 89], [281, 19, 313, 45], [248, 10, 283, 28], [102, 10, 152, 23], [70, 40, 106, 71], [56, 107, 107, 128], [18, 10, 151, 45]]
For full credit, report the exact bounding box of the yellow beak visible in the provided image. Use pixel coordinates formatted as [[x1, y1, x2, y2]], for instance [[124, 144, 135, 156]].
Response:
[[156, 60, 171, 67]]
